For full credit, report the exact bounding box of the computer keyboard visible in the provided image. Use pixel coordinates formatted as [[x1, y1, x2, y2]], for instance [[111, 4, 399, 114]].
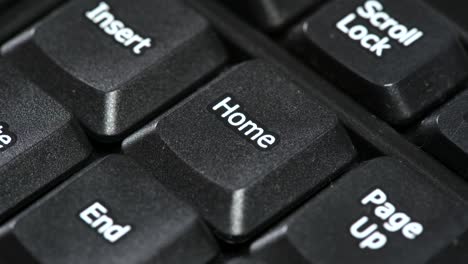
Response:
[[2, 0, 468, 263]]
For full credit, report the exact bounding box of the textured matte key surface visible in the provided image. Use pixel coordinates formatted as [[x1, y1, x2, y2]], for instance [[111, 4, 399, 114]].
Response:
[[0, 155, 218, 264], [250, 158, 468, 264], [287, 0, 468, 125], [222, 0, 321, 31], [0, 61, 91, 222], [412, 89, 468, 178], [2, 0, 227, 140], [123, 60, 356, 242]]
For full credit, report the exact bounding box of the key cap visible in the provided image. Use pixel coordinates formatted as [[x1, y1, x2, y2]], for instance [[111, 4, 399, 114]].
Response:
[[0, 61, 91, 221], [287, 0, 468, 126], [0, 155, 219, 264], [222, 0, 321, 31], [411, 89, 468, 178], [2, 0, 228, 140], [122, 60, 356, 242], [250, 158, 468, 264]]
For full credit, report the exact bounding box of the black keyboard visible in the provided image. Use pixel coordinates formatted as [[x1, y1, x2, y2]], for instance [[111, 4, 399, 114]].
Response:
[[2, 0, 468, 263]]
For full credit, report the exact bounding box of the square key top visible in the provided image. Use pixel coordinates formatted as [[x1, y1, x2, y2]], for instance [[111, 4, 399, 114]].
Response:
[[0, 155, 218, 264], [250, 158, 468, 264], [2, 0, 228, 140], [0, 61, 91, 221], [287, 0, 468, 125], [123, 60, 356, 242]]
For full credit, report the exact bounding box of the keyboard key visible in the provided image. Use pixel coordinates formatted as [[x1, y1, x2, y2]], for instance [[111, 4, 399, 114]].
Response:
[[223, 0, 320, 31], [287, 0, 468, 125], [250, 158, 468, 264], [411, 89, 468, 178], [0, 61, 91, 221], [0, 155, 219, 264], [122, 60, 356, 242], [2, 0, 228, 140]]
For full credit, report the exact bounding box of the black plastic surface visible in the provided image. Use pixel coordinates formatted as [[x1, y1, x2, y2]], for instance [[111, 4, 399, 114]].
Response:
[[123, 60, 356, 242], [0, 155, 219, 264], [2, 0, 468, 262], [0, 61, 92, 223], [2, 0, 228, 140]]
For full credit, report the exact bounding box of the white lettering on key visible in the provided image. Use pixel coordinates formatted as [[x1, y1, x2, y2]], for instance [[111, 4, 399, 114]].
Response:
[[349, 188, 424, 250], [79, 202, 132, 243], [336, 0, 424, 57], [209, 95, 279, 150], [350, 216, 378, 239], [85, 2, 153, 55], [0, 122, 16, 151]]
